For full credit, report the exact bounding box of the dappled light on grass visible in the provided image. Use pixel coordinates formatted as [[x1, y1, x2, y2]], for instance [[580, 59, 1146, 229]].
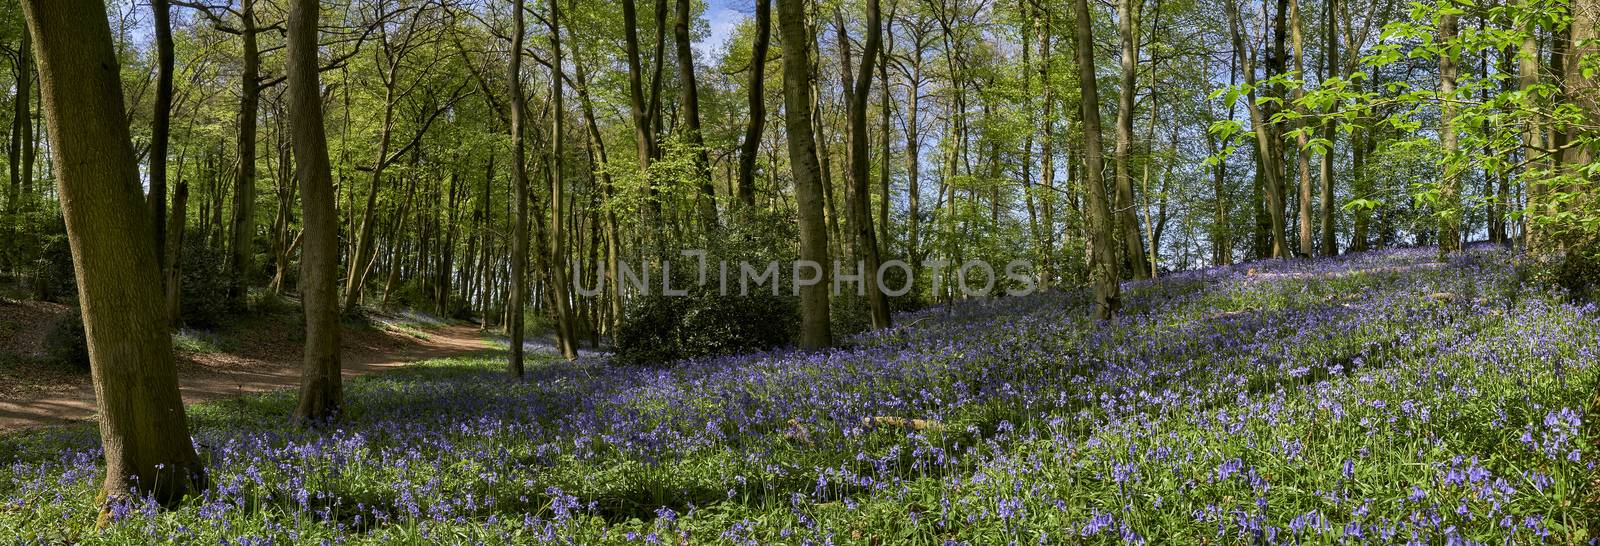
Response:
[[2, 247, 1597, 543]]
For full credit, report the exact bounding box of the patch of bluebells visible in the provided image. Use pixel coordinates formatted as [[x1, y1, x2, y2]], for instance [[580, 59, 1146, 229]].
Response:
[[1, 246, 1596, 544]]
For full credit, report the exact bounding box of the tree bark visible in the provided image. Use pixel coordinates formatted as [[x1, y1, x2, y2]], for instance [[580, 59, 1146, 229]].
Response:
[[1228, 0, 1289, 258], [509, 0, 531, 378], [548, 0, 579, 360], [736, 0, 772, 208], [228, 0, 261, 310], [778, 0, 832, 348], [287, 0, 343, 424], [166, 182, 188, 327], [1563, 0, 1596, 187], [1288, 0, 1314, 256], [1072, 0, 1123, 319], [622, 0, 663, 227], [24, 0, 207, 507], [1114, 0, 1150, 278], [1318, 0, 1339, 256], [1437, 5, 1461, 256], [150, 0, 174, 286], [835, 2, 891, 329], [675, 0, 718, 229]]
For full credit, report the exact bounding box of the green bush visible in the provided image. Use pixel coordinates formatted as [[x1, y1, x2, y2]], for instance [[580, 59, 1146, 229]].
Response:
[[613, 210, 803, 366], [40, 311, 88, 371], [614, 288, 798, 366], [1552, 246, 1600, 302], [179, 238, 232, 328]]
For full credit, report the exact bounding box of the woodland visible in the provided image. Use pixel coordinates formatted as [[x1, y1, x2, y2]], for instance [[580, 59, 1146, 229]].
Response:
[[0, 0, 1597, 542]]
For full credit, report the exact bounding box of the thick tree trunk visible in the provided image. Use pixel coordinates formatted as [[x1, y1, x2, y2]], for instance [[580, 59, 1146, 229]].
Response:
[[1563, 0, 1597, 189], [778, 0, 832, 348], [1073, 0, 1122, 319], [24, 0, 207, 507], [287, 0, 343, 424], [228, 0, 261, 310]]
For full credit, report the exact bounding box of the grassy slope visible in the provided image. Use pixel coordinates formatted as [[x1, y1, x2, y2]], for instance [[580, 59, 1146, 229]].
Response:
[[1, 247, 1595, 544]]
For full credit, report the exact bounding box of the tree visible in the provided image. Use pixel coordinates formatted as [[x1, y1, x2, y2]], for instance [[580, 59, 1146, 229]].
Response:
[[288, 0, 344, 423], [1073, 0, 1123, 319], [1291, 0, 1314, 256], [1436, 1, 1460, 256], [675, 0, 718, 229], [736, 0, 772, 208], [1563, 0, 1596, 179], [836, 0, 892, 330], [1114, 0, 1151, 278], [150, 0, 174, 284], [778, 0, 833, 348], [509, 0, 532, 378], [547, 0, 579, 360], [23, 0, 207, 507], [1227, 0, 1290, 258], [1318, 0, 1339, 256]]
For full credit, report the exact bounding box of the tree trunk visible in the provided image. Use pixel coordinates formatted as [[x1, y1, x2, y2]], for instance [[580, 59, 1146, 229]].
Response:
[[1113, 0, 1150, 279], [1318, 0, 1339, 256], [1563, 0, 1596, 195], [622, 0, 662, 228], [548, 0, 579, 360], [778, 0, 832, 348], [24, 0, 207, 507], [1228, 0, 1289, 258], [1072, 0, 1122, 319], [1291, 0, 1314, 256], [166, 182, 188, 327], [509, 0, 531, 378], [228, 0, 261, 310], [1437, 6, 1461, 256], [1518, 0, 1545, 248], [835, 2, 891, 330], [675, 0, 718, 229], [150, 0, 173, 286], [287, 0, 343, 424], [736, 0, 772, 208], [1038, 9, 1056, 285]]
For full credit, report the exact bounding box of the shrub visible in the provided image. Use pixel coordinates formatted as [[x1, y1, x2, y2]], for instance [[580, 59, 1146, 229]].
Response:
[[251, 290, 300, 316], [40, 311, 88, 371], [613, 210, 803, 366], [179, 238, 232, 328], [614, 288, 798, 366], [1552, 246, 1600, 302]]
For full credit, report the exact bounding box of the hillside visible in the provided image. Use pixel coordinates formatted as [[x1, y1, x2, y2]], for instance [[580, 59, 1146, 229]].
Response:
[[2, 246, 1594, 543]]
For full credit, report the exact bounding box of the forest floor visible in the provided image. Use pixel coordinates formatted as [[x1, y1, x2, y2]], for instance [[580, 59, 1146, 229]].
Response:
[[0, 302, 494, 431], [1, 246, 1595, 544]]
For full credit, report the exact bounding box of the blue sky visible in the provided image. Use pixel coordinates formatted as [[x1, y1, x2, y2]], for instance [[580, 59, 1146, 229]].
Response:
[[694, 0, 753, 60]]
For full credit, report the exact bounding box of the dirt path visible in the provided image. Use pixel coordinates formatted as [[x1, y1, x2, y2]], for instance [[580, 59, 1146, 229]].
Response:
[[0, 324, 493, 432]]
